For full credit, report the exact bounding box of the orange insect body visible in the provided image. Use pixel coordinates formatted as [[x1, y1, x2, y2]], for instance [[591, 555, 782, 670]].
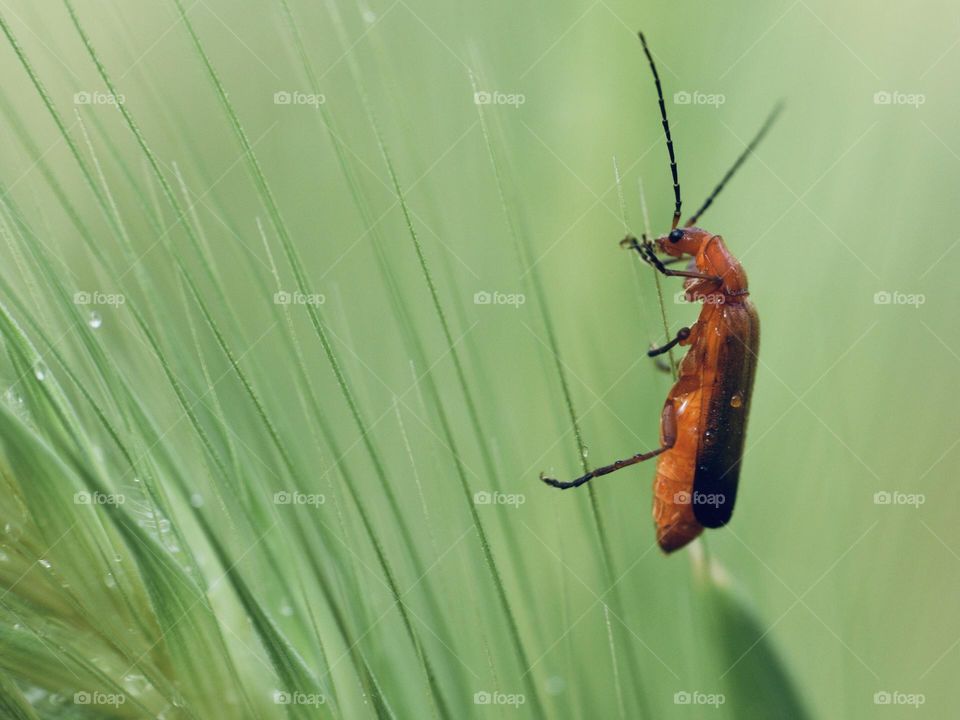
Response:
[[540, 31, 779, 555], [650, 230, 759, 552]]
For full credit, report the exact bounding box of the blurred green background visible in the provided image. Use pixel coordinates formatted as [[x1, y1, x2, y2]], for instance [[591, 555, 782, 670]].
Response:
[[0, 0, 957, 718]]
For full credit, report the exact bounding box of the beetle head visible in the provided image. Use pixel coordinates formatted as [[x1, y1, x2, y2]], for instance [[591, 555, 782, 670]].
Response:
[[656, 226, 711, 257]]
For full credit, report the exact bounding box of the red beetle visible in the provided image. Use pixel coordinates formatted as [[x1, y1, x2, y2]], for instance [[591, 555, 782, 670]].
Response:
[[542, 32, 782, 553]]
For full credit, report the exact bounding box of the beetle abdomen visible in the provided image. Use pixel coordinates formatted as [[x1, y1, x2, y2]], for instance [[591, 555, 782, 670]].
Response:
[[692, 301, 760, 527]]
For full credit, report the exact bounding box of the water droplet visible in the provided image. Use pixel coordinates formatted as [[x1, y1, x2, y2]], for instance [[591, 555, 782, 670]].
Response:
[[190, 493, 204, 508], [38, 559, 52, 569], [33, 363, 46, 381], [123, 673, 149, 694], [104, 573, 117, 588], [730, 393, 743, 408], [279, 602, 293, 617], [87, 311, 102, 329], [362, 10, 377, 23]]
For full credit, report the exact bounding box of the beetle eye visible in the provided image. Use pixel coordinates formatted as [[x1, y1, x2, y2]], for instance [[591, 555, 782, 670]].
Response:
[[668, 229, 684, 243]]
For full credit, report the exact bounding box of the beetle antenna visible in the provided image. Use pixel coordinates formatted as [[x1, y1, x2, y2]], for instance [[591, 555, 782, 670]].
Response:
[[685, 101, 784, 227], [638, 32, 682, 230]]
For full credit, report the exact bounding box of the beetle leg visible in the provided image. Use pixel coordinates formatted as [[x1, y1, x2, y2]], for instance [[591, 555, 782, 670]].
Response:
[[620, 235, 686, 266], [648, 327, 690, 357], [541, 404, 677, 490], [624, 234, 720, 281], [646, 252, 719, 281]]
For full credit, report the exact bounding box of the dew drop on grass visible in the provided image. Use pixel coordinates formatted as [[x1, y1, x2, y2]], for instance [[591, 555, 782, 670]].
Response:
[[38, 558, 52, 569], [279, 602, 293, 617], [190, 493, 204, 508], [87, 311, 102, 329], [33, 362, 46, 381], [123, 673, 149, 694], [104, 573, 117, 588], [362, 10, 376, 23], [730, 392, 743, 408]]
